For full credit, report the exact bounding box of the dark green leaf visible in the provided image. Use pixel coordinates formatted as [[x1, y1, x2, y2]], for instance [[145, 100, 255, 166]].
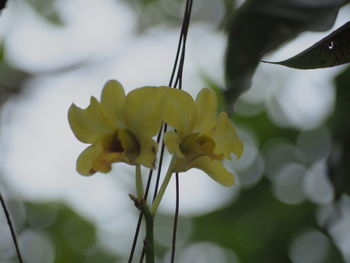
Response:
[[224, 0, 347, 108], [327, 66, 350, 199], [265, 21, 350, 69], [0, 0, 8, 11]]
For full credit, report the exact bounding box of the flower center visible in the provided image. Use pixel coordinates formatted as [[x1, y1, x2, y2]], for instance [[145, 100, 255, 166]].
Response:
[[91, 129, 141, 173], [97, 128, 141, 166], [180, 133, 223, 162], [109, 134, 124, 153], [114, 129, 141, 163]]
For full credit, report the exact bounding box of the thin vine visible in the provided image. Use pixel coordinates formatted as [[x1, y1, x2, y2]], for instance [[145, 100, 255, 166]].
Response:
[[127, 0, 194, 262], [0, 191, 24, 263]]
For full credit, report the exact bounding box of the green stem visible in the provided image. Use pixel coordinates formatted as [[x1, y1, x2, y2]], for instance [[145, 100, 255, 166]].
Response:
[[150, 155, 176, 215], [135, 165, 144, 200], [141, 203, 154, 263], [129, 194, 154, 263]]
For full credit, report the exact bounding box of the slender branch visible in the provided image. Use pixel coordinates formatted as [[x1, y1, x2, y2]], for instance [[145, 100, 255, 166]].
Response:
[[150, 156, 176, 215], [139, 248, 145, 263], [128, 124, 163, 263], [152, 124, 168, 202], [174, 0, 193, 90], [171, 173, 180, 263], [0, 191, 24, 263], [129, 213, 143, 263], [130, 195, 154, 263], [128, 0, 194, 261]]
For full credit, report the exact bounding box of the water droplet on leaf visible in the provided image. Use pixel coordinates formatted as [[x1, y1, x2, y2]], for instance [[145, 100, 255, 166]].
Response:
[[328, 41, 334, 50]]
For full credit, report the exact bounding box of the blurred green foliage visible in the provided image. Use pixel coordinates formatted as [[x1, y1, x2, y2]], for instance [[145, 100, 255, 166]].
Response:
[[196, 73, 349, 262], [24, 0, 64, 25], [0, 45, 31, 104], [191, 180, 344, 263], [2, 201, 117, 263], [327, 67, 350, 199], [1, 0, 350, 263]]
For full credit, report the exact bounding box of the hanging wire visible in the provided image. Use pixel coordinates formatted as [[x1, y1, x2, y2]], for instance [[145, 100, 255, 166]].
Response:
[[128, 0, 194, 262], [0, 191, 24, 263], [152, 0, 193, 205], [170, 173, 180, 263], [169, 2, 193, 262], [128, 128, 164, 263]]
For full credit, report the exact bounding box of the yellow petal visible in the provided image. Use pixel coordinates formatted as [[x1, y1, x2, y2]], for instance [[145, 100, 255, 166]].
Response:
[[76, 144, 104, 176], [194, 88, 217, 132], [118, 128, 140, 163], [179, 133, 200, 157], [192, 156, 235, 186], [161, 87, 197, 135], [124, 86, 164, 138], [100, 80, 126, 127], [68, 97, 115, 144], [211, 112, 243, 160], [135, 137, 158, 168], [164, 131, 184, 158]]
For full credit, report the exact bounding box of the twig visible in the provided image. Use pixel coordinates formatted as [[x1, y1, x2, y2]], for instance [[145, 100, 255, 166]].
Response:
[[130, 195, 154, 263], [170, 173, 180, 263], [0, 191, 24, 263]]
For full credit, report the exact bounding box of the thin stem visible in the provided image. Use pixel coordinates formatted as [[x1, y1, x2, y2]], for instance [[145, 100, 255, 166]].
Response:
[[129, 213, 143, 263], [142, 203, 154, 263], [128, 0, 194, 260], [135, 165, 144, 200], [152, 124, 168, 202], [169, 0, 193, 88], [139, 125, 168, 262], [0, 192, 24, 263], [129, 195, 154, 263], [174, 0, 193, 90], [171, 173, 180, 263], [150, 156, 176, 215], [128, 124, 163, 263], [139, 248, 145, 263]]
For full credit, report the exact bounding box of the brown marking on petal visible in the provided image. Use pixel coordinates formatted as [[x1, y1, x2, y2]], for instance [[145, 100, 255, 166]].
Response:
[[197, 137, 206, 145], [151, 145, 156, 154], [109, 135, 124, 153], [89, 169, 96, 175]]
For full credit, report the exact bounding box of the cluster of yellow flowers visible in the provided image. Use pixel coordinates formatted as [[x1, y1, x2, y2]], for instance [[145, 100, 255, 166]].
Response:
[[68, 80, 243, 186]]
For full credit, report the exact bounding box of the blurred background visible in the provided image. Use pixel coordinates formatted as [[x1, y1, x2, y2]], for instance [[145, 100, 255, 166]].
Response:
[[1, 0, 350, 262]]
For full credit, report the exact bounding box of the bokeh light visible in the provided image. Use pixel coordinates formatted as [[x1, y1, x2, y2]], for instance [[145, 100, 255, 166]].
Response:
[[1, 0, 350, 262]]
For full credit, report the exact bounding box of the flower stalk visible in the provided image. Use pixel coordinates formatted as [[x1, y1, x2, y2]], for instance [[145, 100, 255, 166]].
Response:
[[129, 194, 154, 263], [150, 155, 176, 215], [142, 202, 154, 263], [135, 165, 144, 200]]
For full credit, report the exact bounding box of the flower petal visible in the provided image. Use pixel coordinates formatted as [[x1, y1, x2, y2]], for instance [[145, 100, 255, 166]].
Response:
[[124, 86, 164, 138], [118, 128, 140, 163], [76, 144, 104, 176], [194, 88, 217, 132], [161, 87, 197, 135], [100, 80, 126, 127], [211, 112, 243, 160], [192, 156, 235, 186], [164, 131, 184, 158], [68, 97, 115, 144], [135, 137, 158, 168]]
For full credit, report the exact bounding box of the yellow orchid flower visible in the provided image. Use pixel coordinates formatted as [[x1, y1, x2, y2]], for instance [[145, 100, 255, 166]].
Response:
[[68, 80, 164, 176], [162, 87, 243, 186]]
